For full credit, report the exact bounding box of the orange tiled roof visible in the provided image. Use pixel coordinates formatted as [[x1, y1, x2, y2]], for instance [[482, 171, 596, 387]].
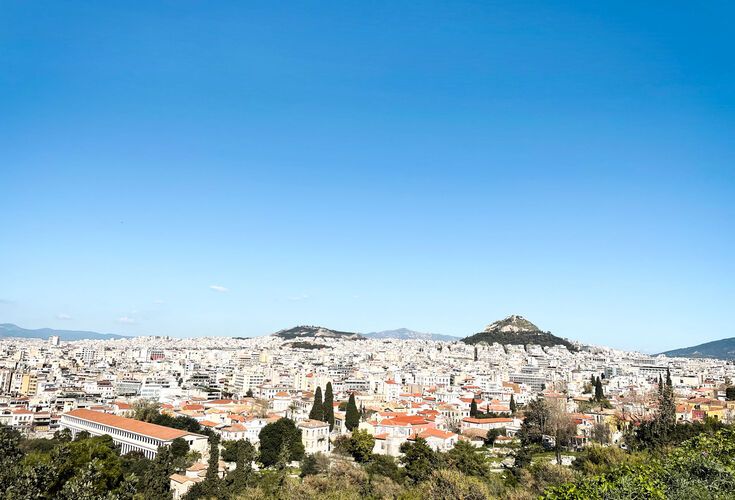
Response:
[[414, 428, 455, 440], [462, 417, 513, 424], [380, 415, 429, 426], [170, 473, 203, 484], [221, 424, 246, 432], [182, 404, 205, 411], [66, 409, 203, 441]]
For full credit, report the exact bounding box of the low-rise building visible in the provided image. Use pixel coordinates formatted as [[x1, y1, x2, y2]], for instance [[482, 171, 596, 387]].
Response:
[[298, 419, 330, 454], [60, 408, 209, 459]]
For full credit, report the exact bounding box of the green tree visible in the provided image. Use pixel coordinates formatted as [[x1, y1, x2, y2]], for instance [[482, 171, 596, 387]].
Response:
[[345, 429, 375, 463], [300, 452, 330, 477], [132, 400, 161, 422], [205, 432, 220, 482], [170, 437, 190, 459], [323, 382, 335, 431], [221, 439, 240, 462], [399, 437, 440, 484], [258, 418, 305, 467], [510, 394, 517, 415], [594, 376, 604, 402], [345, 393, 360, 431], [6, 462, 57, 500], [309, 387, 324, 421], [366, 454, 403, 483], [274, 441, 291, 487], [140, 446, 174, 499], [231, 439, 254, 491], [660, 371, 676, 427], [245, 388, 254, 398], [485, 427, 506, 447], [470, 398, 478, 417], [726, 386, 735, 401], [512, 445, 532, 476], [419, 469, 497, 499], [518, 398, 550, 446], [544, 427, 735, 499], [0, 424, 23, 493], [444, 440, 490, 477]]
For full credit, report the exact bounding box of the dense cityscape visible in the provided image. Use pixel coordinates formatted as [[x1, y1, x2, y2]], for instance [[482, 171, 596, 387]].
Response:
[[4, 1, 734, 498], [1, 316, 734, 498]]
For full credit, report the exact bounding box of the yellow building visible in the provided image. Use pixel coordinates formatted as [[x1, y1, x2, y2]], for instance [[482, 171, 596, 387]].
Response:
[[20, 373, 38, 396]]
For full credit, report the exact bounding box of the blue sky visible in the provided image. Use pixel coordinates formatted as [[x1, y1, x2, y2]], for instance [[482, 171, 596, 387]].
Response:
[[1, 1, 733, 351]]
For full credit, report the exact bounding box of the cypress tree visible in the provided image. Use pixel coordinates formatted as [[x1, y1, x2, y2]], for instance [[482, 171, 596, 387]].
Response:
[[663, 369, 675, 415], [232, 440, 254, 491], [594, 377, 604, 402], [510, 394, 517, 415], [470, 398, 478, 417], [206, 433, 220, 482], [323, 382, 335, 431], [141, 446, 174, 499], [309, 387, 324, 421], [345, 393, 360, 431], [275, 441, 290, 487]]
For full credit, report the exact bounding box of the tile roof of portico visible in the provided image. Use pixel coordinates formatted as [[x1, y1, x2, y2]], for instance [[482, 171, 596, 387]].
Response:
[[65, 409, 205, 441]]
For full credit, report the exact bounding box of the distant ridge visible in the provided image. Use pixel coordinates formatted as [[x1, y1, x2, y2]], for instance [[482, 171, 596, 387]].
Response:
[[0, 323, 129, 341], [462, 315, 577, 352], [363, 328, 458, 342], [271, 325, 364, 340], [660, 337, 735, 360]]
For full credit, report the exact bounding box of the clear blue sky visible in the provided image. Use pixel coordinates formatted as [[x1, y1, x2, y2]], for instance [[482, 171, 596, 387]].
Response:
[[1, 1, 733, 352]]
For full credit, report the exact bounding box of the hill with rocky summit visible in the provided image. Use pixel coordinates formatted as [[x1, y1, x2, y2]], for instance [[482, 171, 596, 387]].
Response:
[[462, 315, 577, 352], [272, 325, 364, 340]]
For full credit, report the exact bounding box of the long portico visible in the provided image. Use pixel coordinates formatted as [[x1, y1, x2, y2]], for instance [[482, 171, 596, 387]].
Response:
[[60, 408, 208, 459]]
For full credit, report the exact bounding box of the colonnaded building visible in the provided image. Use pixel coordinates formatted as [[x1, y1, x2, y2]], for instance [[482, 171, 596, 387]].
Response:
[[60, 408, 209, 459]]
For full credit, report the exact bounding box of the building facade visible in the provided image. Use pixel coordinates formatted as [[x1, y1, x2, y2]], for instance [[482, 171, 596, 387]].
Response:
[[60, 408, 208, 459]]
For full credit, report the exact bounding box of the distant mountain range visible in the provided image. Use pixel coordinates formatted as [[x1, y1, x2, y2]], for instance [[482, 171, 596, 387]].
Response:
[[0, 323, 129, 341], [462, 315, 578, 352], [363, 328, 458, 342], [660, 337, 735, 360], [271, 325, 364, 340]]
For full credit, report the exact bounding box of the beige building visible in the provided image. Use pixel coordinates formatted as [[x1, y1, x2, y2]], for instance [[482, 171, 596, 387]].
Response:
[[298, 419, 330, 454]]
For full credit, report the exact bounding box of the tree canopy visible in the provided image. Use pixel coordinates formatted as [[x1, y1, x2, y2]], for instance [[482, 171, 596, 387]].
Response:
[[258, 418, 305, 467]]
